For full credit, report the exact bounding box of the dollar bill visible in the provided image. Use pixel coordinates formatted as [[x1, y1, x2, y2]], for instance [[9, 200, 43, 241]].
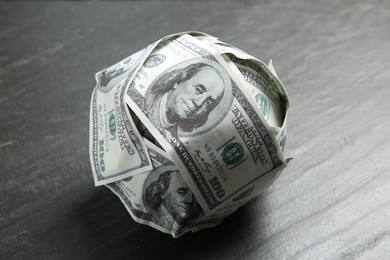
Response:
[[106, 139, 227, 238], [209, 38, 290, 154], [225, 55, 289, 151], [267, 60, 288, 151], [89, 48, 154, 186], [225, 58, 284, 128], [124, 33, 287, 215], [267, 59, 280, 80], [196, 37, 289, 150]]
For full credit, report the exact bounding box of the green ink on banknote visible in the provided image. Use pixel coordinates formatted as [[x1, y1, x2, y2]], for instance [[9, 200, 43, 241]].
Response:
[[208, 176, 226, 198], [99, 139, 105, 172], [232, 186, 253, 202], [255, 93, 269, 118], [109, 113, 117, 139], [222, 143, 244, 166]]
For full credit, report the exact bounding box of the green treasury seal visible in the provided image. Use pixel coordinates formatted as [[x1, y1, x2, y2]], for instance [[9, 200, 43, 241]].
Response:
[[222, 143, 245, 166]]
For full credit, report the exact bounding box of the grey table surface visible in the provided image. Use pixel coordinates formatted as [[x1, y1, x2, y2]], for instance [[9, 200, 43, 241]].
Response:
[[1, 1, 389, 259]]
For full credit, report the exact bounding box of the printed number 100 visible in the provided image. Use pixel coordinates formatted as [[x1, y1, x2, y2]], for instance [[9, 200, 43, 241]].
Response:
[[209, 176, 225, 198]]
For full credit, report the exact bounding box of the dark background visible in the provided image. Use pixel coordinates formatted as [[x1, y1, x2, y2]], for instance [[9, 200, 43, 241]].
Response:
[[1, 1, 389, 259]]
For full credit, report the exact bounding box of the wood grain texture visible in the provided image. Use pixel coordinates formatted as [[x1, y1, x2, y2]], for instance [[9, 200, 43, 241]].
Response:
[[1, 1, 389, 259]]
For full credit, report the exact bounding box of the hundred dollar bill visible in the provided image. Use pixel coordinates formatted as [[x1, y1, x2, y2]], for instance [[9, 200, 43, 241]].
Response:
[[106, 139, 227, 238], [225, 58, 284, 128], [195, 35, 256, 61], [196, 37, 289, 150], [205, 40, 289, 111], [89, 48, 154, 186], [124, 33, 287, 215], [224, 55, 289, 150], [266, 60, 288, 150]]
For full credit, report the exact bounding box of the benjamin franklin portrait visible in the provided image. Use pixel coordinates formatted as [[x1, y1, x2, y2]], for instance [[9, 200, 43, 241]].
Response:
[[143, 166, 201, 231], [145, 58, 233, 139]]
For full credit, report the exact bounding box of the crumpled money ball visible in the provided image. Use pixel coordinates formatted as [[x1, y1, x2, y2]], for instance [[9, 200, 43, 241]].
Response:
[[89, 32, 290, 237]]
